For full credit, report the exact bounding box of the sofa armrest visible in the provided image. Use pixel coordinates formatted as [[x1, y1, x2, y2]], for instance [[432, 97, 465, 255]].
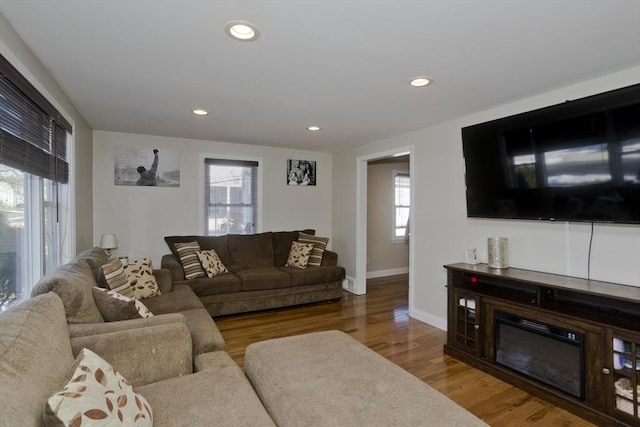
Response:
[[321, 250, 338, 267], [71, 322, 193, 386], [68, 312, 187, 339], [162, 253, 185, 281], [153, 267, 173, 294]]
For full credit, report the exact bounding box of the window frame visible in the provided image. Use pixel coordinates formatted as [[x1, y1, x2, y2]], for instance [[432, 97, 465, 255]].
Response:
[[0, 54, 73, 311], [392, 170, 410, 243], [202, 156, 261, 236]]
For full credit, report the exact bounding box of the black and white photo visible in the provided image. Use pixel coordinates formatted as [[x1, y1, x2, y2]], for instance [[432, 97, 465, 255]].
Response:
[[114, 146, 180, 187], [287, 159, 316, 186]]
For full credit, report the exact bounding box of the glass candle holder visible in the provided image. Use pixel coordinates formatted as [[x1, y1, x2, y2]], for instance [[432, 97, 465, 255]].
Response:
[[487, 237, 508, 269]]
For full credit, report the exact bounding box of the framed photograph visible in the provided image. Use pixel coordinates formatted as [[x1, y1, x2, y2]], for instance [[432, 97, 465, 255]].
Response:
[[287, 159, 316, 186], [114, 146, 180, 187]]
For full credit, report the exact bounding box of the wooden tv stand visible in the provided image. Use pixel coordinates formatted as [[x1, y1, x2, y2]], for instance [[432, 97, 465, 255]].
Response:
[[444, 263, 640, 426]]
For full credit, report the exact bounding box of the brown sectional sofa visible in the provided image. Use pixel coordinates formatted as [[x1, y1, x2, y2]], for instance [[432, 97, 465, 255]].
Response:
[[161, 230, 346, 316]]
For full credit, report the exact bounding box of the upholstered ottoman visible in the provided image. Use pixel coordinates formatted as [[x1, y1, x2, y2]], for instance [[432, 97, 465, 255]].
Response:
[[244, 330, 487, 427]]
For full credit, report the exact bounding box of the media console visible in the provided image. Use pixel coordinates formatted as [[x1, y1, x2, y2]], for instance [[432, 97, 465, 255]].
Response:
[[444, 263, 640, 426]]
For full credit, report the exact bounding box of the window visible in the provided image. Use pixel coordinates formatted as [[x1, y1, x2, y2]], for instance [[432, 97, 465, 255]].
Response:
[[204, 158, 258, 236], [393, 172, 410, 240], [0, 54, 71, 311]]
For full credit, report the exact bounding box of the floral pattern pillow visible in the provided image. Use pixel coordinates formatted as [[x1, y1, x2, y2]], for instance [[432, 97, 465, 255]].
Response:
[[196, 249, 229, 278], [45, 348, 153, 426], [285, 241, 315, 269], [123, 258, 160, 299]]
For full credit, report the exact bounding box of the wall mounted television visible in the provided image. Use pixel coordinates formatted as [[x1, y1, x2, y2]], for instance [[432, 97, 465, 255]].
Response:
[[461, 83, 640, 224]]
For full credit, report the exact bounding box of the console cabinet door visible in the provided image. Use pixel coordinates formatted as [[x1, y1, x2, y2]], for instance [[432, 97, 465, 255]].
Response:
[[607, 328, 640, 423], [451, 290, 481, 356]]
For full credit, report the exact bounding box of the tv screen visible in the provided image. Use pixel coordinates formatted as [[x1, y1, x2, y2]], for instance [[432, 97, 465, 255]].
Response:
[[462, 84, 640, 224]]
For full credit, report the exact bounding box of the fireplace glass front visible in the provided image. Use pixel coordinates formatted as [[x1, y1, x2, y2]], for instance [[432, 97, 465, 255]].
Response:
[[494, 310, 584, 400]]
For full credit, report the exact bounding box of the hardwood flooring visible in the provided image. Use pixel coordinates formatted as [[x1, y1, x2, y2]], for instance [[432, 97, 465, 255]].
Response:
[[215, 275, 595, 426]]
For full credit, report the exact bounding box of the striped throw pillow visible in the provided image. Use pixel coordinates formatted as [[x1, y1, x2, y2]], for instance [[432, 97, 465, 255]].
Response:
[[97, 257, 134, 298], [298, 232, 329, 267], [174, 241, 206, 279]]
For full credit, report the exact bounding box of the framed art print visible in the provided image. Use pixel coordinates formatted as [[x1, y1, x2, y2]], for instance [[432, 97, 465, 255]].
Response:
[[287, 159, 316, 186], [114, 146, 180, 187]]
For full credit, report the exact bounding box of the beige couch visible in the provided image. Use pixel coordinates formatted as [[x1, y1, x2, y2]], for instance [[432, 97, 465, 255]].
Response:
[[1, 247, 487, 426], [30, 247, 225, 356], [0, 292, 275, 426], [162, 230, 345, 316]]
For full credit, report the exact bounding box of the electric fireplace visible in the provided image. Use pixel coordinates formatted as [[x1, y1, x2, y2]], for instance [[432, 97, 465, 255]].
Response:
[[494, 310, 585, 400]]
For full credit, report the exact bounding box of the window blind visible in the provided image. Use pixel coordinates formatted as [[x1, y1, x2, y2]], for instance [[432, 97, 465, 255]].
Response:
[[0, 54, 71, 183], [204, 158, 258, 235]]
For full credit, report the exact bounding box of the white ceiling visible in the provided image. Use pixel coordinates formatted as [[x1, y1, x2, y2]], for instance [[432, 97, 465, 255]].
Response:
[[1, 0, 639, 153]]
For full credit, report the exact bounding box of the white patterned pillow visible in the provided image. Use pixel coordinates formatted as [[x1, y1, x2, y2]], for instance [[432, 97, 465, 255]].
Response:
[[97, 258, 134, 298], [298, 232, 329, 267], [196, 249, 229, 278], [285, 241, 315, 269], [45, 348, 153, 426], [93, 287, 154, 321], [174, 241, 206, 279], [123, 258, 160, 299]]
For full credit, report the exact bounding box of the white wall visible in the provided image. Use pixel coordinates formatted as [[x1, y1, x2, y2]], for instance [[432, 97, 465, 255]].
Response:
[[333, 67, 640, 329], [367, 161, 409, 276], [0, 12, 94, 255], [93, 131, 333, 266]]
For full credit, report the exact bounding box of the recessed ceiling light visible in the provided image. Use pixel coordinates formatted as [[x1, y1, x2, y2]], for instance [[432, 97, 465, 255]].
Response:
[[307, 126, 321, 131], [408, 77, 432, 87], [225, 21, 260, 42], [192, 109, 208, 116]]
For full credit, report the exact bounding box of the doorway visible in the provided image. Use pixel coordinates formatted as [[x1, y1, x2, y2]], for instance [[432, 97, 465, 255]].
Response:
[[354, 146, 414, 313]]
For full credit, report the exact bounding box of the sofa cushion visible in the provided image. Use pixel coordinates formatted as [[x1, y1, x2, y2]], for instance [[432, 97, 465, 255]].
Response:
[[280, 265, 346, 287], [227, 232, 275, 272], [236, 267, 292, 291], [298, 232, 329, 267], [0, 293, 75, 427], [196, 249, 229, 277], [31, 258, 104, 324], [285, 241, 315, 268], [93, 287, 154, 321], [124, 258, 161, 299], [76, 247, 110, 279], [141, 284, 204, 314], [45, 348, 153, 427], [272, 229, 315, 267], [97, 257, 135, 297], [174, 241, 207, 279], [182, 274, 242, 297], [138, 352, 274, 427]]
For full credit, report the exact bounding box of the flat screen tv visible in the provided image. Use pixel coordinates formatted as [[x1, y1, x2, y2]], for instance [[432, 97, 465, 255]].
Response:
[[462, 83, 640, 224]]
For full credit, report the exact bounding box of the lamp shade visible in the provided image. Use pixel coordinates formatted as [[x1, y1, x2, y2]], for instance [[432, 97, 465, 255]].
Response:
[[99, 234, 118, 250]]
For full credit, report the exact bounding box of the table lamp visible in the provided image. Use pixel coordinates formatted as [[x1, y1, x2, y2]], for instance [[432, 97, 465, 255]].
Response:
[[99, 234, 118, 260]]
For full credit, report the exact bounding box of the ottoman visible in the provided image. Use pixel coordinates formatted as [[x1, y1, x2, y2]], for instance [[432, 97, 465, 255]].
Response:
[[244, 330, 488, 427]]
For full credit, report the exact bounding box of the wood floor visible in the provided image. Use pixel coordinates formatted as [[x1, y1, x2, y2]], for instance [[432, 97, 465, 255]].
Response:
[[215, 275, 595, 426]]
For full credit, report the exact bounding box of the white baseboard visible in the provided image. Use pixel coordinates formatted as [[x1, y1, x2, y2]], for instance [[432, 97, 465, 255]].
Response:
[[366, 267, 409, 279], [409, 306, 447, 331], [343, 276, 364, 295]]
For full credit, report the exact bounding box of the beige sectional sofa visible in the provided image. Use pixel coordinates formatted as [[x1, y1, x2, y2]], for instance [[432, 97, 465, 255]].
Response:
[[0, 246, 487, 426], [162, 230, 346, 316], [0, 292, 275, 426], [30, 247, 225, 356]]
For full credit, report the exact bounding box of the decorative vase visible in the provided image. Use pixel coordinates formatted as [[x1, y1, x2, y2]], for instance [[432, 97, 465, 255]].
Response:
[[487, 237, 508, 269]]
